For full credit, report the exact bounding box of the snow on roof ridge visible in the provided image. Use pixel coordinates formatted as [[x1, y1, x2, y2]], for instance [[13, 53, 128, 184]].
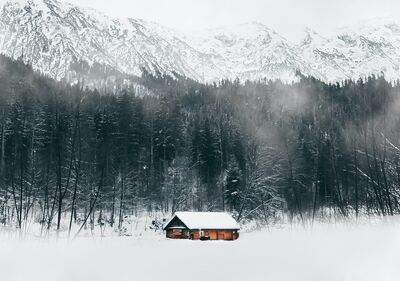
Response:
[[175, 211, 228, 214], [164, 211, 240, 230]]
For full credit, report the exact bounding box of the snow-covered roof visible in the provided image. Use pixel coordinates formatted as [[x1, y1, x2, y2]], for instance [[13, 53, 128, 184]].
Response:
[[163, 212, 240, 230]]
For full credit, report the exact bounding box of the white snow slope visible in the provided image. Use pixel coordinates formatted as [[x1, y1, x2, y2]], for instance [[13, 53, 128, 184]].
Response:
[[1, 0, 400, 84], [1, 217, 400, 281]]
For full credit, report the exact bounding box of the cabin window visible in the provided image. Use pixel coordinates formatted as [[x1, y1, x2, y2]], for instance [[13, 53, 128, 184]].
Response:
[[172, 229, 182, 233]]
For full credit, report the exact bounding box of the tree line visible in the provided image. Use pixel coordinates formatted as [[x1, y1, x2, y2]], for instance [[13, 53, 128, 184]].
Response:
[[1, 55, 400, 235]]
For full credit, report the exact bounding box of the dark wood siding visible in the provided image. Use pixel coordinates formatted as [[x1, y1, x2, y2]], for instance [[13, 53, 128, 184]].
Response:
[[208, 230, 218, 240], [192, 230, 199, 240], [175, 229, 239, 241], [166, 229, 189, 239]]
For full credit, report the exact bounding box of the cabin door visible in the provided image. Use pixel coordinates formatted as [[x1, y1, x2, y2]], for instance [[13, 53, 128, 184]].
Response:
[[217, 232, 224, 240]]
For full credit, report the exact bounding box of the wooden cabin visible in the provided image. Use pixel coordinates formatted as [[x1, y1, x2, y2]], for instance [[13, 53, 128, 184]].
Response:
[[163, 212, 240, 241]]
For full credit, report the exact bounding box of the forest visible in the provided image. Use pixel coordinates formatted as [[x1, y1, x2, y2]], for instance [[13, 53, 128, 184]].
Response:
[[1, 54, 400, 235]]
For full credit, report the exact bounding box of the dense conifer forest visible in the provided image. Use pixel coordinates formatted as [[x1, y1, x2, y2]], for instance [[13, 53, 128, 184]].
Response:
[[1, 55, 400, 234]]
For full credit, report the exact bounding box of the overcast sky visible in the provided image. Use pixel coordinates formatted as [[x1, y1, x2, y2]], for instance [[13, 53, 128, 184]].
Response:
[[68, 0, 400, 42]]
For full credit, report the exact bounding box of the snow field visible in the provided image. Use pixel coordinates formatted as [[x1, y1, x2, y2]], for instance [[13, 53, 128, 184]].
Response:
[[0, 217, 400, 281]]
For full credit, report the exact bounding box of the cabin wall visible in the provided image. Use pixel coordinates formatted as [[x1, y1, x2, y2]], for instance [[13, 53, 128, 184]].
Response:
[[166, 229, 190, 239], [166, 229, 239, 241], [189, 229, 239, 241]]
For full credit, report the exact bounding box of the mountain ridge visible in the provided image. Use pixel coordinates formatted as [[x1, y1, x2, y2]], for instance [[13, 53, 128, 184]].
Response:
[[1, 0, 400, 85]]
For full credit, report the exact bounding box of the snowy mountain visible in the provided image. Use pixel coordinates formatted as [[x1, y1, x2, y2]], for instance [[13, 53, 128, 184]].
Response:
[[182, 22, 319, 82], [0, 0, 223, 84], [1, 0, 400, 84], [298, 19, 400, 82]]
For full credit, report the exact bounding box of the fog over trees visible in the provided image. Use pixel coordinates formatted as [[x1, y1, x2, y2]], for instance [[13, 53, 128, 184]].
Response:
[[1, 55, 400, 235]]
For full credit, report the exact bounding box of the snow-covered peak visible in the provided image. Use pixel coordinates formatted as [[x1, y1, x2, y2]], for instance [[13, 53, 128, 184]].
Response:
[[0, 0, 226, 83], [1, 0, 400, 85], [300, 27, 328, 46], [339, 17, 400, 34], [186, 21, 285, 50], [205, 21, 281, 39], [181, 22, 305, 82]]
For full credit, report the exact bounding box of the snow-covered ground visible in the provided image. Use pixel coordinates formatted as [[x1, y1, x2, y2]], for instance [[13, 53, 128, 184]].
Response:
[[0, 217, 399, 281]]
